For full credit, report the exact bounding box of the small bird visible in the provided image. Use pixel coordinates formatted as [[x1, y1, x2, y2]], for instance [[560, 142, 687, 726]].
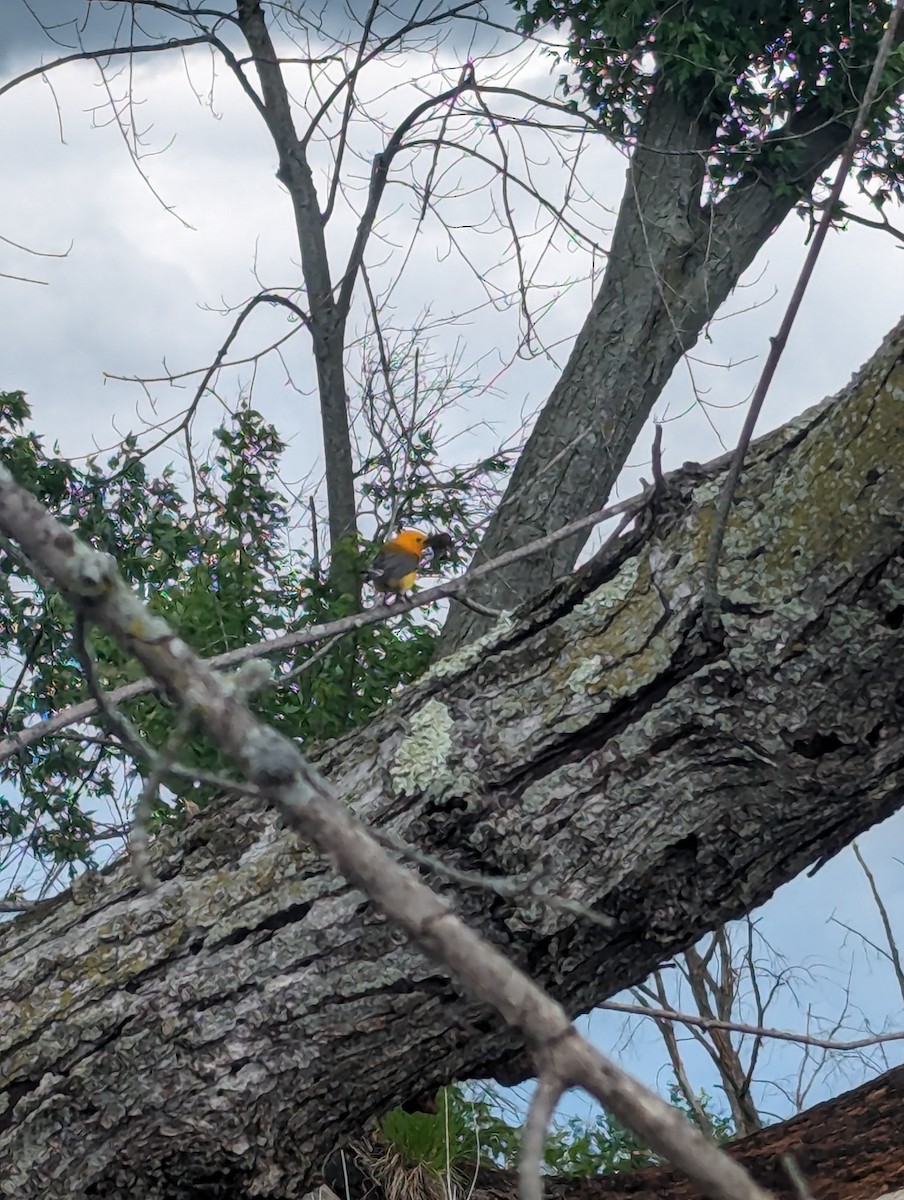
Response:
[[365, 528, 430, 602], [365, 528, 453, 603]]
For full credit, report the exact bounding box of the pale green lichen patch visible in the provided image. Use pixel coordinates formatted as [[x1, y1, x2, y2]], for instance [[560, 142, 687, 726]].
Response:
[[555, 562, 667, 702], [567, 654, 604, 693], [574, 557, 640, 617], [419, 613, 515, 683], [390, 699, 454, 795], [596, 630, 675, 701], [690, 475, 724, 509], [689, 364, 904, 607]]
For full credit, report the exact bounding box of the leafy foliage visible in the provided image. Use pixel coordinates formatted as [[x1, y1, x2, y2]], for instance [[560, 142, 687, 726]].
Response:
[[0, 386, 507, 893], [377, 1082, 734, 1178], [514, 0, 904, 208], [380, 1088, 482, 1175]]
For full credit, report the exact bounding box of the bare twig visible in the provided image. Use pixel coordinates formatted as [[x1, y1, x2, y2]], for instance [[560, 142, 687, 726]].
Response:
[[519, 1073, 563, 1200], [0, 230, 71, 258], [71, 615, 175, 887], [451, 594, 504, 618], [310, 496, 321, 578], [277, 634, 345, 686], [630, 975, 714, 1137], [320, 0, 380, 225], [336, 68, 479, 320], [810, 197, 904, 245], [71, 614, 149, 765], [651, 422, 664, 491], [600, 997, 904, 1053], [851, 842, 904, 1007], [0, 623, 45, 733], [0, 37, 218, 100], [98, 291, 309, 483], [781, 1154, 815, 1200], [0, 531, 54, 591], [372, 830, 615, 929], [701, 0, 904, 632], [0, 270, 49, 286]]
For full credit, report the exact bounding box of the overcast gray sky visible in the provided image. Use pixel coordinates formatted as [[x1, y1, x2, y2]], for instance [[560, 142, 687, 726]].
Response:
[[2, 0, 904, 1128]]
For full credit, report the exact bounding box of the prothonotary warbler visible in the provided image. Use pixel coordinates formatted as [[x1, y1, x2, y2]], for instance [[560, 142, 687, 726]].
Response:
[[365, 529, 453, 603], [365, 528, 430, 601]]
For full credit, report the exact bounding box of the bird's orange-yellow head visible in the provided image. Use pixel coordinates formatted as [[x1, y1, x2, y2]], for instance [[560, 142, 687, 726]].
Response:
[[390, 528, 430, 556]]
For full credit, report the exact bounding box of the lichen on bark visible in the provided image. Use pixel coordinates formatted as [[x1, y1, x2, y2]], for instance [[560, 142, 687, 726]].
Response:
[[2, 320, 904, 1198]]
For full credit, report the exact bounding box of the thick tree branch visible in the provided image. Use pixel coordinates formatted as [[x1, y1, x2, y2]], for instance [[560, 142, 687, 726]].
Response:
[[0, 467, 774, 1200], [1, 319, 904, 1194]]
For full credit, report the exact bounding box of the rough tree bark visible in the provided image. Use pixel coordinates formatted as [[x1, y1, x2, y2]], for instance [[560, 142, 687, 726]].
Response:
[[441, 76, 879, 650], [2, 320, 904, 1197]]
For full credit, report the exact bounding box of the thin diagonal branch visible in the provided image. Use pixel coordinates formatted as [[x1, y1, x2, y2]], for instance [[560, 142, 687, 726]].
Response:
[[702, 0, 904, 630], [0, 37, 216, 100], [852, 842, 904, 1007], [600, 998, 904, 1054]]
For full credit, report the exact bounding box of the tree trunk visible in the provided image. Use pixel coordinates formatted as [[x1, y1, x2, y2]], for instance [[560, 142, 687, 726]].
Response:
[[441, 81, 853, 651], [681, 942, 763, 1136], [237, 0, 359, 602], [2, 320, 903, 1198]]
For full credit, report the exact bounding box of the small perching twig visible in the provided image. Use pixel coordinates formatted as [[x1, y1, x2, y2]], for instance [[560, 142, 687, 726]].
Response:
[[0, 461, 774, 1200], [0, 487, 650, 765], [519, 1073, 563, 1200], [701, 0, 904, 633], [278, 633, 344, 686], [599, 997, 904, 1054]]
